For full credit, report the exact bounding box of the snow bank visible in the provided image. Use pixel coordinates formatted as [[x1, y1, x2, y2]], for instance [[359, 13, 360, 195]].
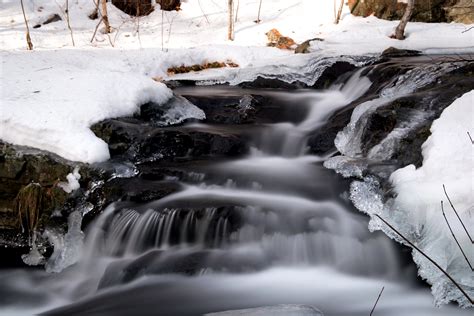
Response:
[[0, 49, 175, 163], [350, 91, 474, 307]]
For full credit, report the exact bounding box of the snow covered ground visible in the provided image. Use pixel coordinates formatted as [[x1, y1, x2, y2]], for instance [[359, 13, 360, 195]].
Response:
[[1, 0, 473, 163]]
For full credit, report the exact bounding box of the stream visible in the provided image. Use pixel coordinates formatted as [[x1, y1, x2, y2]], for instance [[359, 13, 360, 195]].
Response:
[[0, 60, 472, 316]]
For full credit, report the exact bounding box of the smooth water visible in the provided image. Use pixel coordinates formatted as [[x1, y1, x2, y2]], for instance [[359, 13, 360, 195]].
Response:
[[0, 70, 470, 316]]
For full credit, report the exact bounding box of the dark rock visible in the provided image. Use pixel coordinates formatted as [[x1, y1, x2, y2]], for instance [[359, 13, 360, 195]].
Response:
[[381, 47, 422, 58], [111, 0, 155, 16], [33, 14, 62, 29], [311, 61, 358, 89], [239, 77, 305, 89]]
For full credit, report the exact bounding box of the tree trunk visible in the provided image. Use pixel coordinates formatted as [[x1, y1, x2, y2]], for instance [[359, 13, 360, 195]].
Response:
[[393, 0, 415, 40], [228, 0, 234, 40], [20, 0, 33, 50], [256, 0, 263, 23], [335, 0, 344, 24], [101, 0, 111, 33]]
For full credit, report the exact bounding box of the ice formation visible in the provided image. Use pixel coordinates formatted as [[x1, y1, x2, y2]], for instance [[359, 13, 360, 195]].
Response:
[[346, 91, 474, 307], [45, 211, 85, 273]]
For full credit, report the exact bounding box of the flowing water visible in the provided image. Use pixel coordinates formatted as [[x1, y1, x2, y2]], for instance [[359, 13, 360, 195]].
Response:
[[0, 69, 471, 316]]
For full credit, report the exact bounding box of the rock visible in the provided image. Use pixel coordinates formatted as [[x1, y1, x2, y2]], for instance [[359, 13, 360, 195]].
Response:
[[295, 38, 324, 54], [381, 47, 421, 58], [111, 0, 181, 16], [33, 14, 62, 29], [444, 0, 474, 24], [111, 0, 155, 16], [205, 305, 324, 316], [348, 0, 457, 23]]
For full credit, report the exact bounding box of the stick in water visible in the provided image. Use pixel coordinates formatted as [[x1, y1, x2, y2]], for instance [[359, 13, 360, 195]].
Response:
[[369, 286, 384, 316]]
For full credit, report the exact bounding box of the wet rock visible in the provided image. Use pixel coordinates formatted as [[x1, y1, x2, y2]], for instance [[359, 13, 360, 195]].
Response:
[[311, 61, 358, 89]]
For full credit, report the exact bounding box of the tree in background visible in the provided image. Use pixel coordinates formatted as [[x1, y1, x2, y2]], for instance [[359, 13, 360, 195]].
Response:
[[334, 0, 344, 24], [101, 0, 112, 33], [20, 0, 33, 50], [228, 0, 234, 40], [392, 0, 415, 40]]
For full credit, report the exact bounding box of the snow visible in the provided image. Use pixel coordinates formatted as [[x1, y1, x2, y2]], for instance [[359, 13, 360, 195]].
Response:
[[348, 91, 474, 307], [1, 1, 473, 163], [58, 166, 81, 193]]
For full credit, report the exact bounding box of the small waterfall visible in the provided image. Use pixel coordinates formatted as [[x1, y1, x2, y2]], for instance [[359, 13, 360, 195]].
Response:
[[4, 61, 470, 316]]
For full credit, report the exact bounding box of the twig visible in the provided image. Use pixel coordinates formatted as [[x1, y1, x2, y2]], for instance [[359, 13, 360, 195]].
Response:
[[443, 184, 473, 244], [136, 0, 142, 48], [90, 17, 103, 43], [234, 0, 240, 23], [462, 26, 474, 33], [468, 132, 474, 145], [441, 201, 473, 271], [375, 214, 473, 304], [198, 0, 210, 25], [369, 286, 384, 316], [161, 9, 165, 51], [65, 0, 75, 46]]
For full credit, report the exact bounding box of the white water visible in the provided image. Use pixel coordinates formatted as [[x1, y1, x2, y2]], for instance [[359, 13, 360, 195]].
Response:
[[1, 68, 471, 316]]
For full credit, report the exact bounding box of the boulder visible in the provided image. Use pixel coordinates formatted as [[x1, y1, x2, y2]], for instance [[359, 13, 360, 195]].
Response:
[[444, 0, 474, 23], [348, 0, 458, 23]]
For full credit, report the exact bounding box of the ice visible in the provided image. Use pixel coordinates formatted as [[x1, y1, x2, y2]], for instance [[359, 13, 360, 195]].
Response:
[[334, 63, 462, 157], [147, 95, 206, 126], [346, 91, 474, 307], [323, 156, 367, 179], [368, 109, 428, 160], [58, 167, 81, 193], [21, 232, 46, 266], [45, 211, 85, 273]]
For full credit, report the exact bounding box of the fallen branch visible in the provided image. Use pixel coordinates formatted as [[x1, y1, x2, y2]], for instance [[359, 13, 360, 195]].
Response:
[[375, 214, 473, 304], [369, 286, 384, 316], [443, 184, 473, 244], [441, 201, 473, 271], [468, 131, 474, 145]]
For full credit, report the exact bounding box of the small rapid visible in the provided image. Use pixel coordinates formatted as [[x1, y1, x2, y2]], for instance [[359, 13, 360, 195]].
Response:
[[0, 65, 471, 316]]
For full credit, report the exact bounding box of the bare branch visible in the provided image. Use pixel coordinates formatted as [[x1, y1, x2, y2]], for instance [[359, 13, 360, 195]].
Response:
[[441, 201, 473, 271], [443, 184, 473, 244], [369, 286, 385, 316], [462, 26, 474, 34], [375, 214, 473, 304]]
